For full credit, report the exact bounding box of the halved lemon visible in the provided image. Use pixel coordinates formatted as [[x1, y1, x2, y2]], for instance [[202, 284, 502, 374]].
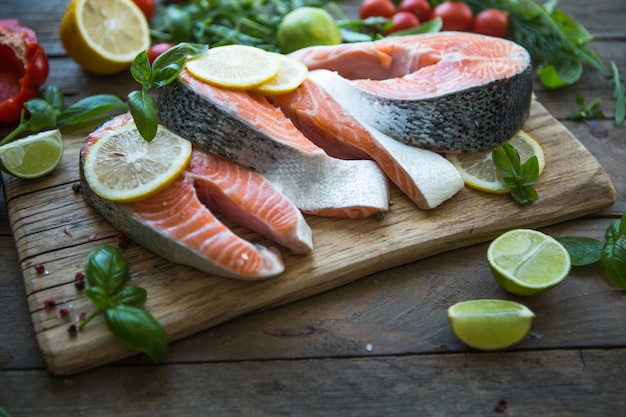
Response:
[[83, 124, 192, 202], [186, 45, 280, 89], [60, 0, 151, 74], [448, 299, 535, 351], [0, 129, 64, 179], [446, 130, 546, 194], [253, 53, 309, 96]]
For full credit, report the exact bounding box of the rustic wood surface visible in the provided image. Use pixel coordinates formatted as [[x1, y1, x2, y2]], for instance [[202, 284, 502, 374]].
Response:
[[1, 0, 626, 415]]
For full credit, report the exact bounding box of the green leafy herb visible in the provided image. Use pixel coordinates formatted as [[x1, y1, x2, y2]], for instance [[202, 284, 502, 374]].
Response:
[[609, 61, 625, 126], [80, 245, 168, 362], [567, 94, 605, 121], [150, 0, 330, 51], [128, 42, 207, 141], [556, 213, 626, 289], [491, 143, 539, 205], [0, 85, 127, 147]]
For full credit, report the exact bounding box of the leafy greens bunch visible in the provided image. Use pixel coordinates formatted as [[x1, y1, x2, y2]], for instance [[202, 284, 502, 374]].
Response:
[[80, 245, 168, 363], [557, 213, 626, 289], [128, 42, 207, 141], [0, 85, 127, 147]]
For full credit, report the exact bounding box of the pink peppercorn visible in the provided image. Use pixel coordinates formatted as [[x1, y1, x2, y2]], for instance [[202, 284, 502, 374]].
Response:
[[59, 307, 70, 317], [34, 264, 45, 274], [43, 299, 56, 309]]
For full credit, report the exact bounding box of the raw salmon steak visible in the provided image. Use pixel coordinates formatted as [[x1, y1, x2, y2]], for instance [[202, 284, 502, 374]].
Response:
[[271, 76, 464, 209], [79, 114, 313, 280], [157, 69, 390, 219], [289, 31, 533, 152]]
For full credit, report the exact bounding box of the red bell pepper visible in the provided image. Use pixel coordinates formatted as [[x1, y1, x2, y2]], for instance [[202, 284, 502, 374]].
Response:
[[0, 19, 49, 123]]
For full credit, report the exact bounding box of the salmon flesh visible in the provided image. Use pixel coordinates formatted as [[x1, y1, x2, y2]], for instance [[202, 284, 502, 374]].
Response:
[[289, 32, 533, 152], [79, 114, 313, 280], [157, 70, 390, 219]]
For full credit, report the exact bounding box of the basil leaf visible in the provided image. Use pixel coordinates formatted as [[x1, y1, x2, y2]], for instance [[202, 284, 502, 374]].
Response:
[[83, 286, 110, 311], [24, 98, 58, 131], [111, 286, 147, 307], [153, 42, 207, 70], [152, 62, 186, 88], [84, 245, 129, 296], [492, 143, 521, 179], [57, 94, 128, 125], [518, 156, 540, 187], [510, 185, 538, 205], [130, 51, 153, 85], [39, 85, 65, 112], [128, 90, 159, 142], [600, 216, 626, 288], [556, 236, 604, 266], [105, 305, 168, 363]]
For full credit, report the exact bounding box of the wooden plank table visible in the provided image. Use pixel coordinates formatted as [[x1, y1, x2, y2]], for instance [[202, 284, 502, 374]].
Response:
[[1, 0, 625, 414]]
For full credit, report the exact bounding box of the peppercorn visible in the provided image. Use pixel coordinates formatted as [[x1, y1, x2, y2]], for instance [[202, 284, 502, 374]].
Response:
[[72, 182, 82, 193], [43, 298, 56, 309], [59, 307, 70, 317], [67, 324, 77, 337], [33, 263, 45, 274]]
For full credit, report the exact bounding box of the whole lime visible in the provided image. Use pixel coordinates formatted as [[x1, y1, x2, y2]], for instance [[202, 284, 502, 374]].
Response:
[[277, 7, 342, 54]]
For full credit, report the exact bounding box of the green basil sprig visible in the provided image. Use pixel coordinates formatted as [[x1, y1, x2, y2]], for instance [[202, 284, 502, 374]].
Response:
[[0, 85, 127, 146], [557, 213, 626, 289], [80, 245, 168, 363], [128, 42, 207, 141], [492, 143, 540, 205], [567, 94, 605, 122]]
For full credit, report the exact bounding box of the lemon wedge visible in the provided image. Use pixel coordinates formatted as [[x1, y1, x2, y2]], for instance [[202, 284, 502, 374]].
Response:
[[253, 53, 309, 96], [446, 130, 546, 194], [60, 0, 151, 74], [185, 45, 280, 89], [0, 129, 64, 179], [83, 124, 192, 203]]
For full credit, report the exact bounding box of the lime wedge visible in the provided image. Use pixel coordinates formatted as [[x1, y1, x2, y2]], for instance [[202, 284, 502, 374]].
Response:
[[448, 299, 535, 351], [0, 129, 64, 179], [488, 229, 571, 296]]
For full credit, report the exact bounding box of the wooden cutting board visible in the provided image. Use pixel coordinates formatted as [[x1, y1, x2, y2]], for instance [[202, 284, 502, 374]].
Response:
[[1, 99, 616, 375]]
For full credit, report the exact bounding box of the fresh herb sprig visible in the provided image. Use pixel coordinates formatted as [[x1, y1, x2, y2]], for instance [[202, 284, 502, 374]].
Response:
[[567, 94, 605, 121], [128, 42, 207, 141], [79, 245, 168, 363], [557, 212, 626, 289], [492, 143, 539, 205], [0, 85, 127, 147], [609, 61, 625, 126]]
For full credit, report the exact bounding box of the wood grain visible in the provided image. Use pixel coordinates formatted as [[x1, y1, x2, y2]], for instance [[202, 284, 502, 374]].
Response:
[[1, 97, 616, 375]]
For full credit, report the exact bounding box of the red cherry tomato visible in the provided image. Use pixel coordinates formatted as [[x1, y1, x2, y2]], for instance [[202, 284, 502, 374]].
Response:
[[473, 8, 510, 38], [132, 0, 157, 21], [359, 0, 397, 19], [386, 11, 420, 34], [147, 43, 175, 64], [398, 0, 432, 22], [431, 1, 474, 32]]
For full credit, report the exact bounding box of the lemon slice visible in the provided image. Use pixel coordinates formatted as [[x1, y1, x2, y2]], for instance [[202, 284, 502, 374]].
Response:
[[60, 0, 151, 75], [488, 229, 571, 296], [185, 45, 280, 89], [253, 53, 309, 96], [83, 124, 192, 203], [0, 129, 64, 179], [448, 299, 535, 351], [446, 130, 545, 194]]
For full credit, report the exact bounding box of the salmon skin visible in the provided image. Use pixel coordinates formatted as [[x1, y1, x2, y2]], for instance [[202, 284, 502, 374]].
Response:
[[271, 76, 465, 209], [157, 70, 390, 219], [289, 32, 533, 152], [80, 114, 314, 280]]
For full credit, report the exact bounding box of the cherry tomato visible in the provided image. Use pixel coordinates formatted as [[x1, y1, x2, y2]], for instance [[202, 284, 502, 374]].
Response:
[[398, 0, 432, 22], [473, 8, 510, 38], [386, 11, 420, 34], [132, 0, 157, 21], [359, 0, 397, 19], [147, 43, 175, 64], [431, 1, 473, 32]]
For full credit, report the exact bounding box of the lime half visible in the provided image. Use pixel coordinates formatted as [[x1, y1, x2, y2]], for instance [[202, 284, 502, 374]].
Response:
[[448, 299, 535, 351], [0, 129, 64, 179], [488, 229, 571, 296], [277, 7, 342, 54]]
